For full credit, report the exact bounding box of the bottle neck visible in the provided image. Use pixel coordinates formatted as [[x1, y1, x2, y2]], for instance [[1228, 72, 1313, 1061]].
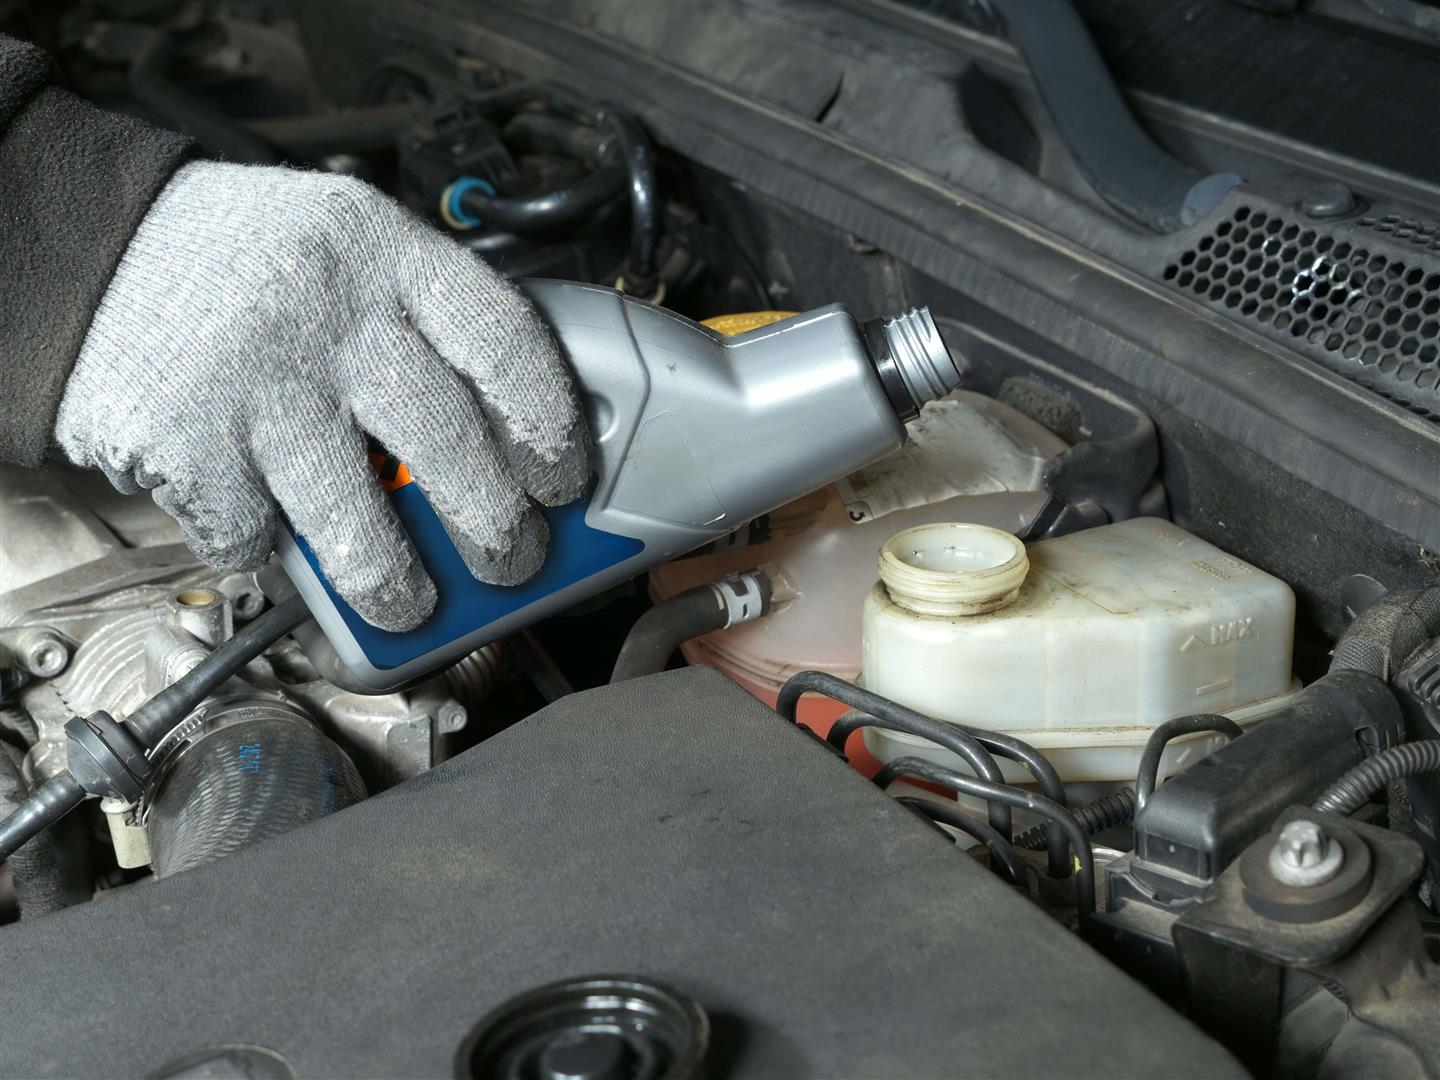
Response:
[[862, 307, 962, 420]]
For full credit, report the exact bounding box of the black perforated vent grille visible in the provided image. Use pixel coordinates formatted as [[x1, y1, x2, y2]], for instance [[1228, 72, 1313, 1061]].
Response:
[[1164, 205, 1440, 420], [1360, 213, 1440, 254]]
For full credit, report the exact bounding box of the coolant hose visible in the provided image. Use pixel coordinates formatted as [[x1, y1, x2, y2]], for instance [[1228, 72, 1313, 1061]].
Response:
[[1313, 740, 1440, 816], [0, 748, 71, 918], [1330, 584, 1440, 681], [610, 570, 772, 683], [996, 0, 1237, 232], [243, 104, 417, 158], [0, 774, 85, 866]]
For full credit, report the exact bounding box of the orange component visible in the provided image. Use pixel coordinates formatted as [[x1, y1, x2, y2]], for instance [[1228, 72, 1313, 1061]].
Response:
[[366, 450, 414, 493], [726, 671, 888, 779]]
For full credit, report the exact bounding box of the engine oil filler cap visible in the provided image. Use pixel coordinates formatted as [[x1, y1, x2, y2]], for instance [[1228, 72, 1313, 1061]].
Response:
[[877, 523, 1029, 617], [456, 975, 709, 1080]]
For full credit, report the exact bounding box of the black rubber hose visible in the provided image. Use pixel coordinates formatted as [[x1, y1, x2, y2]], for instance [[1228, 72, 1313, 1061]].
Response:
[[0, 774, 85, 865], [882, 757, 1094, 921], [457, 165, 628, 235], [1016, 786, 1136, 851], [1331, 584, 1440, 681], [503, 112, 609, 163], [468, 83, 550, 117], [800, 672, 1071, 879], [602, 112, 660, 292], [1313, 740, 1440, 816], [895, 796, 1029, 888], [126, 29, 278, 164], [610, 586, 727, 683], [996, 0, 1221, 232], [1134, 714, 1245, 813], [775, 672, 1013, 842], [0, 747, 71, 917], [127, 595, 312, 747], [244, 104, 417, 158]]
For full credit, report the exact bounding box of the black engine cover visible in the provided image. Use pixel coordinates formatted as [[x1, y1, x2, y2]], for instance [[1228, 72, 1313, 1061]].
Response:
[[0, 668, 1239, 1077]]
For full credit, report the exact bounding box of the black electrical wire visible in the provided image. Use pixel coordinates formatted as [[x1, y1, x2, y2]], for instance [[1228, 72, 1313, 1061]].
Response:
[[1313, 739, 1440, 816], [1133, 714, 1244, 813], [775, 672, 1013, 841], [882, 756, 1095, 922], [895, 796, 1029, 888], [1015, 786, 1136, 851], [0, 595, 311, 863], [782, 671, 1072, 879]]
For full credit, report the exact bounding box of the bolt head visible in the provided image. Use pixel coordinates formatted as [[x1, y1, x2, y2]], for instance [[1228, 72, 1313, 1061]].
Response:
[[1269, 818, 1345, 887], [19, 631, 68, 678], [1278, 820, 1328, 867], [439, 704, 467, 734]]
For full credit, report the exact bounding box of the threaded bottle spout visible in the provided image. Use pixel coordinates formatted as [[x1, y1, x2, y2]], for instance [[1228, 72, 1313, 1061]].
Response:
[[862, 307, 962, 420]]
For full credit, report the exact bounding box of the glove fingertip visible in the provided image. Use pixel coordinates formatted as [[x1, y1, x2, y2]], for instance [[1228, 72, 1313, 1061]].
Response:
[[454, 502, 551, 587], [530, 451, 592, 508], [337, 557, 438, 633], [507, 418, 594, 509]]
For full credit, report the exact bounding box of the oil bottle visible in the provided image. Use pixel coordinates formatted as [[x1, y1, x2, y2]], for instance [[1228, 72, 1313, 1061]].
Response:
[[278, 281, 961, 691]]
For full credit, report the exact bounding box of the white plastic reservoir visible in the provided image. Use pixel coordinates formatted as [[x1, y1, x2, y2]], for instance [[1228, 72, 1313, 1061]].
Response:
[[862, 518, 1299, 784]]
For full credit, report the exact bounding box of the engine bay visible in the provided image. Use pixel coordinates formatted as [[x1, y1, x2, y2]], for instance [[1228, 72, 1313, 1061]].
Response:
[[2, 2, 1439, 1077]]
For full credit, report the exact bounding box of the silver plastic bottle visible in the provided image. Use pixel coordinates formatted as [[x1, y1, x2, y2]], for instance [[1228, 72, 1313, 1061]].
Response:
[[278, 280, 962, 691]]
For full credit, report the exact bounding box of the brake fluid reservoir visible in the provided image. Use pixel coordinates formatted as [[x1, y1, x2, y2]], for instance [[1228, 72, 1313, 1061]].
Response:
[[862, 518, 1299, 784], [648, 390, 1067, 743]]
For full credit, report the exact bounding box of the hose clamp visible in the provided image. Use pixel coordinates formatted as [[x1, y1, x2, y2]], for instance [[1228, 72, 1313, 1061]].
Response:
[[711, 571, 772, 629], [441, 176, 497, 231]]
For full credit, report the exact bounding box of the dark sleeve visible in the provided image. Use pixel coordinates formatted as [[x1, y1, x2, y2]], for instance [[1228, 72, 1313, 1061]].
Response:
[[0, 34, 194, 466]]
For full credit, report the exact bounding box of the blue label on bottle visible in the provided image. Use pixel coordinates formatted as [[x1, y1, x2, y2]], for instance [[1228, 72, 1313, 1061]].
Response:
[[293, 480, 645, 671]]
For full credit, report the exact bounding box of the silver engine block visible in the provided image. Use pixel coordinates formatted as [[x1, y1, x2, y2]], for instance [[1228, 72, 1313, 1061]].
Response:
[[0, 464, 496, 871]]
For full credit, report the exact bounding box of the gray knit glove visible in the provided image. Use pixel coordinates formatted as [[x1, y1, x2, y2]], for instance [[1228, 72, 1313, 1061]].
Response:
[[55, 161, 590, 631]]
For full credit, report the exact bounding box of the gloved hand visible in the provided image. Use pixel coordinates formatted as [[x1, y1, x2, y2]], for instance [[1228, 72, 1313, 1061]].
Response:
[[55, 161, 590, 631]]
